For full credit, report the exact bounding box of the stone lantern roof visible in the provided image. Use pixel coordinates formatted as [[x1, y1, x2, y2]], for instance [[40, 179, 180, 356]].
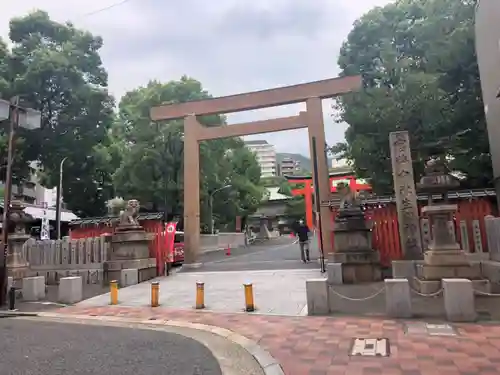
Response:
[[416, 158, 460, 199]]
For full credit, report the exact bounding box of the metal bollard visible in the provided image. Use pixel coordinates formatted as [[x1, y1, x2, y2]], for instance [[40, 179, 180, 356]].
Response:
[[110, 280, 118, 305], [8, 287, 16, 311], [151, 281, 160, 307], [195, 282, 205, 309], [244, 283, 255, 312]]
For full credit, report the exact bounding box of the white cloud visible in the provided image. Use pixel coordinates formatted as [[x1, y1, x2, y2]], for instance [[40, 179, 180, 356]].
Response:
[[1, 0, 394, 156]]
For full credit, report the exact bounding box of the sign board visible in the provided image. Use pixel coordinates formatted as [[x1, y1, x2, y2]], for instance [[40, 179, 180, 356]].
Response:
[[165, 222, 177, 263], [40, 201, 50, 240]]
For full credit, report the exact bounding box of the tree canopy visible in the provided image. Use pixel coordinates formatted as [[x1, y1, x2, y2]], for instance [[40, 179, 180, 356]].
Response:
[[0, 10, 115, 216], [332, 0, 488, 194], [0, 11, 265, 224], [111, 77, 264, 231]]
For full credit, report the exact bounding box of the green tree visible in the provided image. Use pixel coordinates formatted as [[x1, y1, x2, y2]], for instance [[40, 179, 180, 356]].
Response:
[[0, 10, 115, 216], [332, 0, 488, 193], [113, 77, 264, 229], [277, 180, 306, 221], [260, 176, 286, 188]]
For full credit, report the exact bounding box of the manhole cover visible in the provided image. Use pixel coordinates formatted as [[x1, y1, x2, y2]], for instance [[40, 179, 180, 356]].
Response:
[[426, 323, 457, 336], [349, 338, 390, 357]]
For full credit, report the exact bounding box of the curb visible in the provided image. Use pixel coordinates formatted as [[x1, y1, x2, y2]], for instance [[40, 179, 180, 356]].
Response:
[[0, 310, 39, 318], [34, 312, 285, 375]]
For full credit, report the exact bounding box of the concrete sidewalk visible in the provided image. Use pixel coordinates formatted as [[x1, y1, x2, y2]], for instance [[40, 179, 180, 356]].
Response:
[[76, 268, 323, 316]]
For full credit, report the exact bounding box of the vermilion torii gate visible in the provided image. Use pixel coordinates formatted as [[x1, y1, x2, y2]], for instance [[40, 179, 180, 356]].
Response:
[[285, 173, 372, 231], [150, 76, 361, 265]]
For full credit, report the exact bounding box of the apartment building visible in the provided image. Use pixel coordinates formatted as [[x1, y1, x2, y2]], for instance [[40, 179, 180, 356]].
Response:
[[0, 162, 67, 210], [278, 157, 300, 176], [0, 165, 38, 204], [245, 140, 277, 178]]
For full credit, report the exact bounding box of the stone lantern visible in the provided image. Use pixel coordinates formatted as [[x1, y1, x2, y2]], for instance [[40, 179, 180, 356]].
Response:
[[5, 200, 32, 280], [414, 158, 489, 293]]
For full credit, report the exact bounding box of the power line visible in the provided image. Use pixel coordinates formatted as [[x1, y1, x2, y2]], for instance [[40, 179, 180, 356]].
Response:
[[81, 0, 135, 18]]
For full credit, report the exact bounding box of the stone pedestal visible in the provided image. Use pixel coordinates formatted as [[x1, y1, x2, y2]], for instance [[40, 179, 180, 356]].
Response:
[[385, 279, 412, 318], [7, 233, 30, 281], [257, 218, 271, 240], [22, 276, 46, 301], [58, 276, 83, 304], [331, 207, 381, 283], [105, 225, 157, 283], [414, 205, 490, 294]]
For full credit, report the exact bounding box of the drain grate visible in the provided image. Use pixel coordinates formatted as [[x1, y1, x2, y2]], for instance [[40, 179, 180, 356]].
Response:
[[425, 323, 457, 336], [349, 338, 390, 357]]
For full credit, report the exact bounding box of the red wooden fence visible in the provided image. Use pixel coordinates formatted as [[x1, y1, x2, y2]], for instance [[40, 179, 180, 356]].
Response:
[[330, 199, 494, 267]]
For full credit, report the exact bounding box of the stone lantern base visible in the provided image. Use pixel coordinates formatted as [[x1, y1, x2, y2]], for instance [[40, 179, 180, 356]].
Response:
[[331, 207, 381, 283], [414, 205, 490, 294]]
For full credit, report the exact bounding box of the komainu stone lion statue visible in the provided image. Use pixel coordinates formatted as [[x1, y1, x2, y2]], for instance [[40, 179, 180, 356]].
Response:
[[118, 199, 140, 227], [337, 182, 360, 210]]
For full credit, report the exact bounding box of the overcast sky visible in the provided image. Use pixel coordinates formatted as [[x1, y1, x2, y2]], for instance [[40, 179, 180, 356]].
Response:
[[1, 0, 393, 156]]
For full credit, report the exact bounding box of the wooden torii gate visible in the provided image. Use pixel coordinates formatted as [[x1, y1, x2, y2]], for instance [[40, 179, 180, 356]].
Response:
[[150, 76, 362, 264]]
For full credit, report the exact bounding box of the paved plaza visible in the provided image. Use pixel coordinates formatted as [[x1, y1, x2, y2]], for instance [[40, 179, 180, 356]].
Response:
[[77, 268, 322, 316], [77, 237, 325, 316]]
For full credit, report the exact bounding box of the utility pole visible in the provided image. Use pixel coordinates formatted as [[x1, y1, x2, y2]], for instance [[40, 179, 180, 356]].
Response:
[[0, 97, 41, 306], [209, 185, 232, 235], [55, 157, 68, 240]]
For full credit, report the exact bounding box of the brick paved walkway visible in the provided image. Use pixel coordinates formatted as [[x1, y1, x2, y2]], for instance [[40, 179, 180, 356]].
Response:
[[52, 306, 500, 375]]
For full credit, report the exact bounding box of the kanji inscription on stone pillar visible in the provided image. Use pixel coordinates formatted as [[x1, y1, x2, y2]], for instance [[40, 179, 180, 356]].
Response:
[[389, 131, 423, 260]]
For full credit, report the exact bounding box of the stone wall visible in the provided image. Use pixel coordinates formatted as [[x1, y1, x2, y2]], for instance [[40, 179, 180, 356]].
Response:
[[200, 232, 246, 253], [21, 232, 247, 282], [22, 237, 109, 285]]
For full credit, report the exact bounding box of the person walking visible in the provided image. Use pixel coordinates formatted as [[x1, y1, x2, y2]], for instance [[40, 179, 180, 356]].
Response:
[[295, 219, 310, 263]]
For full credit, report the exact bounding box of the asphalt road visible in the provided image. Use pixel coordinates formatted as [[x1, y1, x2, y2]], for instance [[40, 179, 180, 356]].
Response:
[[0, 318, 222, 375], [186, 236, 324, 272]]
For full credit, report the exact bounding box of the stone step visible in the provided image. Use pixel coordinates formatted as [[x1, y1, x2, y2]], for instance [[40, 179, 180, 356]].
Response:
[[416, 263, 482, 279]]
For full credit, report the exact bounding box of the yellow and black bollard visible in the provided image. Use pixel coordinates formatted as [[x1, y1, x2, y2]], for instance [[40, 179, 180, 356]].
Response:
[[244, 283, 255, 312], [196, 282, 205, 309], [151, 281, 160, 307], [110, 280, 118, 305]]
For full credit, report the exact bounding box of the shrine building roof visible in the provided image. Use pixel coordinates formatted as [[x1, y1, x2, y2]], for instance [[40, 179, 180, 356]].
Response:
[[70, 212, 163, 226], [284, 171, 356, 181]]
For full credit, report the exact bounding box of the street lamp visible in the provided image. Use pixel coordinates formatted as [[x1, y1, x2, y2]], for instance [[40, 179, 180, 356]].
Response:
[[209, 184, 232, 235], [0, 97, 41, 306], [55, 156, 68, 240]]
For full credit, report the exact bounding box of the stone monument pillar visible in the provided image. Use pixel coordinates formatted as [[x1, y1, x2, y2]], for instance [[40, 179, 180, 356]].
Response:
[[389, 131, 423, 260], [105, 199, 157, 283], [257, 218, 271, 240], [5, 200, 31, 281], [414, 159, 490, 293], [329, 183, 381, 283]]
